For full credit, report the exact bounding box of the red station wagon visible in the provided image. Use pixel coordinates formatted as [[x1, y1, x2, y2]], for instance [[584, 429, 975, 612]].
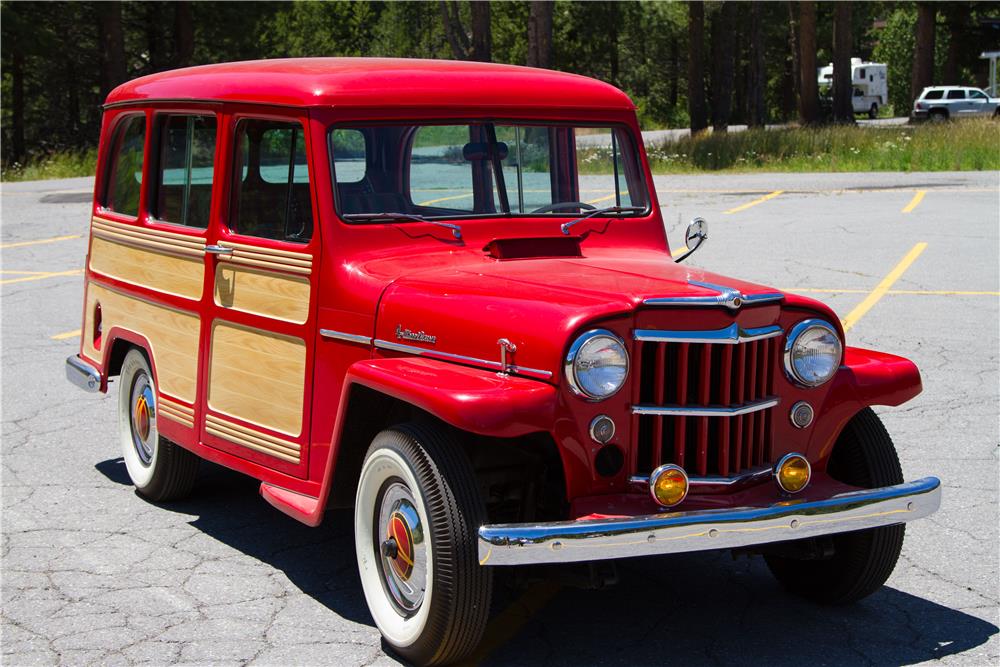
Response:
[[67, 59, 941, 665]]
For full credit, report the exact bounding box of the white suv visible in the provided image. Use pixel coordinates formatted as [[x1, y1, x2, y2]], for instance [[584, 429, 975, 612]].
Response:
[[912, 86, 999, 121]]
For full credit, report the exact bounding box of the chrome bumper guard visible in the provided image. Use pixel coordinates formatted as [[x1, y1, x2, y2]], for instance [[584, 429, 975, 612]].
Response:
[[478, 477, 941, 566], [65, 356, 101, 392]]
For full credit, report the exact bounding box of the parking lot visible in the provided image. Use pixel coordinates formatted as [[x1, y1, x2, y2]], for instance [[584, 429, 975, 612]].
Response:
[[2, 170, 998, 665]]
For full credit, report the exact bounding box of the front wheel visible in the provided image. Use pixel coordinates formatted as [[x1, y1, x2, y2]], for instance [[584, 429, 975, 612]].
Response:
[[118, 348, 199, 501], [355, 423, 492, 665], [765, 408, 905, 604]]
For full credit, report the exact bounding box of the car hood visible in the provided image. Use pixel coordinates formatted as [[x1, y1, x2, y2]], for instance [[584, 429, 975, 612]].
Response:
[[373, 250, 783, 380]]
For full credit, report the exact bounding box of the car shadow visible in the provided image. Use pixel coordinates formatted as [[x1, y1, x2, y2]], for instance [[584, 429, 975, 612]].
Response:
[[94, 458, 997, 664]]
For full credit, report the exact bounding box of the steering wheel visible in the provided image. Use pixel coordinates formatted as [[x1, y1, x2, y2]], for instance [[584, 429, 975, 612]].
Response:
[[530, 201, 597, 214]]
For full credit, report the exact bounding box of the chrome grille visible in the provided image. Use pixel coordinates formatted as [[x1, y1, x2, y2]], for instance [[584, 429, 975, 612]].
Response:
[[632, 325, 781, 477]]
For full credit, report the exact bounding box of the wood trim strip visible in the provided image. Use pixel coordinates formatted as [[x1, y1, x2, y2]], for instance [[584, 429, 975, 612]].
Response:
[[92, 228, 206, 259], [158, 396, 194, 418], [205, 425, 299, 463], [93, 216, 206, 244], [158, 406, 194, 428], [92, 222, 205, 252], [218, 254, 312, 276], [231, 248, 312, 268], [205, 414, 301, 453], [220, 240, 312, 260]]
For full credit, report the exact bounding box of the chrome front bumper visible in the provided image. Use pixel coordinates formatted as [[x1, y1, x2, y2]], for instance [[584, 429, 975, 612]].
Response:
[[478, 477, 941, 566], [65, 356, 101, 392]]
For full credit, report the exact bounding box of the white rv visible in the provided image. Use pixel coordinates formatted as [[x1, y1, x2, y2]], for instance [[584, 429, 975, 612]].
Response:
[[818, 58, 888, 118]]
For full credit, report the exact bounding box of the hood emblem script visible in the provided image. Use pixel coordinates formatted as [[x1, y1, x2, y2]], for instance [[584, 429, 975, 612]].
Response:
[[396, 325, 437, 345]]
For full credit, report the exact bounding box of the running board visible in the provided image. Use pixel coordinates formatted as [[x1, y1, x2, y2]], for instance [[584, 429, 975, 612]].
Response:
[[260, 483, 322, 526]]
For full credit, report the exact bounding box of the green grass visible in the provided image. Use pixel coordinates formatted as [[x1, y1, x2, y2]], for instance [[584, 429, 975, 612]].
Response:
[[1, 149, 98, 182], [639, 119, 1000, 173]]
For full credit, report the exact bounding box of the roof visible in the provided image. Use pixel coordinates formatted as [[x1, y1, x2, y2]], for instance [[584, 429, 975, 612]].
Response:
[[106, 58, 635, 111]]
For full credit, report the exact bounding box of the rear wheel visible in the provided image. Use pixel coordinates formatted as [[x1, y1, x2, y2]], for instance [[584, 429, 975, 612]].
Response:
[[118, 348, 199, 501], [930, 109, 948, 122], [765, 408, 905, 604], [355, 423, 492, 665]]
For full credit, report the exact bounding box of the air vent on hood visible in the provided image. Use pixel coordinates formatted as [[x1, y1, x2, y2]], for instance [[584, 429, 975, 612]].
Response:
[[484, 237, 583, 260]]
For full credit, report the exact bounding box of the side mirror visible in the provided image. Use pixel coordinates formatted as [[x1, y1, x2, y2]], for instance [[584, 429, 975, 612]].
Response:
[[675, 217, 708, 263]]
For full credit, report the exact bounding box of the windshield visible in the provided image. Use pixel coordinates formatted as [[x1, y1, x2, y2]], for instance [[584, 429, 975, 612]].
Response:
[[329, 122, 649, 220]]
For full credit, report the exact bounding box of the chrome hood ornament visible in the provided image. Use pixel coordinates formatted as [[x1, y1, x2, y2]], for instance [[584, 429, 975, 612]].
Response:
[[643, 280, 784, 311]]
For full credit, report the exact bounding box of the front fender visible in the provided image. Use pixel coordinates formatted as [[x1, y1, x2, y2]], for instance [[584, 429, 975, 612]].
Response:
[[345, 357, 558, 438], [841, 346, 922, 407]]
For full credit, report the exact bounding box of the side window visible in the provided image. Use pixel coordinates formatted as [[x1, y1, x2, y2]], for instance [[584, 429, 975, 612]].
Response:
[[946, 89, 965, 100], [923, 90, 943, 100], [230, 119, 313, 243], [331, 129, 367, 184], [154, 115, 217, 229], [105, 115, 145, 217], [970, 90, 988, 100]]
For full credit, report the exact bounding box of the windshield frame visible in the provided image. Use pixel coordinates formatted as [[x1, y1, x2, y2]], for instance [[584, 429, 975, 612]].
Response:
[[327, 119, 652, 224]]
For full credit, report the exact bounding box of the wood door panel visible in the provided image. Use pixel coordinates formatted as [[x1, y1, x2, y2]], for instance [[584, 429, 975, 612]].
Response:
[[214, 265, 311, 324], [89, 234, 205, 300], [207, 321, 306, 436]]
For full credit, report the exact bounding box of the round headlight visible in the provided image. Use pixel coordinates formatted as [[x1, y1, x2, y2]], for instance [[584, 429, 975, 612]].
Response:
[[784, 319, 842, 387], [565, 330, 629, 400]]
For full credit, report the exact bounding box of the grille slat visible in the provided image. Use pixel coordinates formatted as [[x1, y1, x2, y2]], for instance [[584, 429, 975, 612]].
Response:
[[636, 334, 779, 478]]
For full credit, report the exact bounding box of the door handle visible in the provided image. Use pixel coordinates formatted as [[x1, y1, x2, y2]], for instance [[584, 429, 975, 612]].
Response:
[[204, 245, 234, 255]]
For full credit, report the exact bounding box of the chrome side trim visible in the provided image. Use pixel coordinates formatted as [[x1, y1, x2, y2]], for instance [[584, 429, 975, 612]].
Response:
[[632, 397, 778, 417], [642, 280, 784, 310], [630, 465, 772, 491], [634, 323, 782, 344], [477, 477, 942, 565], [66, 356, 101, 392], [320, 329, 372, 345], [374, 339, 553, 380]]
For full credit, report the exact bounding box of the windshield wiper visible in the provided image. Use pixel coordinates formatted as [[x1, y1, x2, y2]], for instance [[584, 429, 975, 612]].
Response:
[[560, 206, 645, 235], [342, 212, 462, 239]]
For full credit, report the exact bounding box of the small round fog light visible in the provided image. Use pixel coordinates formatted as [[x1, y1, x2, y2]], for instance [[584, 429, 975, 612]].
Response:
[[774, 453, 811, 494], [589, 415, 616, 444], [649, 464, 689, 507], [790, 401, 814, 429]]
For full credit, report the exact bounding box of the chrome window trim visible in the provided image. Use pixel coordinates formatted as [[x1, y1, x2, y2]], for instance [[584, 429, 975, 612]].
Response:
[[374, 339, 553, 380], [632, 397, 778, 417], [319, 329, 372, 345], [563, 329, 630, 401], [634, 323, 782, 344], [782, 319, 843, 388]]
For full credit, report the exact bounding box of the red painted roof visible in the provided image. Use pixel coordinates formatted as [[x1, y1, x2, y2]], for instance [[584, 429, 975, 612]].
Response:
[[106, 58, 635, 110]]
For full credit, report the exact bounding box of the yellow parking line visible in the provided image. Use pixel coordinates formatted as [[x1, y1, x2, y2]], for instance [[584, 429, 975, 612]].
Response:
[[901, 190, 926, 213], [417, 192, 474, 206], [841, 242, 928, 332], [461, 581, 562, 666], [0, 234, 82, 249], [0, 269, 83, 286], [723, 190, 783, 215], [50, 329, 81, 340]]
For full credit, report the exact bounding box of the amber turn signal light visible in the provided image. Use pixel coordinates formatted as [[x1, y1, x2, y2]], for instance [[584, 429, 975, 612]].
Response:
[[774, 453, 811, 494], [649, 464, 689, 507]]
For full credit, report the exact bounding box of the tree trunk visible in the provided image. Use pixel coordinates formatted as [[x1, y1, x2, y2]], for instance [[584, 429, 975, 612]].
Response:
[[747, 1, 766, 127], [785, 1, 801, 121], [798, 1, 818, 124], [687, 1, 708, 133], [527, 1, 553, 68], [439, 1, 471, 60], [173, 1, 194, 68], [911, 3, 936, 102], [832, 1, 854, 123], [97, 0, 126, 97], [470, 1, 491, 62], [711, 1, 736, 132], [943, 3, 967, 85], [146, 2, 167, 72]]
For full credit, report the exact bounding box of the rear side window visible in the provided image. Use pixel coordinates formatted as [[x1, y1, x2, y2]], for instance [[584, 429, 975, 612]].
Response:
[[230, 119, 313, 243], [154, 115, 217, 229], [923, 90, 943, 100], [946, 89, 965, 100], [105, 115, 145, 217]]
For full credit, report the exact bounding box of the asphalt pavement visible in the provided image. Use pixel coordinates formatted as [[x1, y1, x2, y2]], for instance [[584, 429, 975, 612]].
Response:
[[2, 170, 997, 666]]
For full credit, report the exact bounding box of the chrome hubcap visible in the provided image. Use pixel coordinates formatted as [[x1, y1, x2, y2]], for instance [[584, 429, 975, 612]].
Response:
[[129, 373, 155, 466], [375, 480, 426, 614]]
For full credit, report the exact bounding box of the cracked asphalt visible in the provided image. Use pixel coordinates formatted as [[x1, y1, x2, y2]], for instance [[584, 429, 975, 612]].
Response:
[[3, 171, 998, 666]]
